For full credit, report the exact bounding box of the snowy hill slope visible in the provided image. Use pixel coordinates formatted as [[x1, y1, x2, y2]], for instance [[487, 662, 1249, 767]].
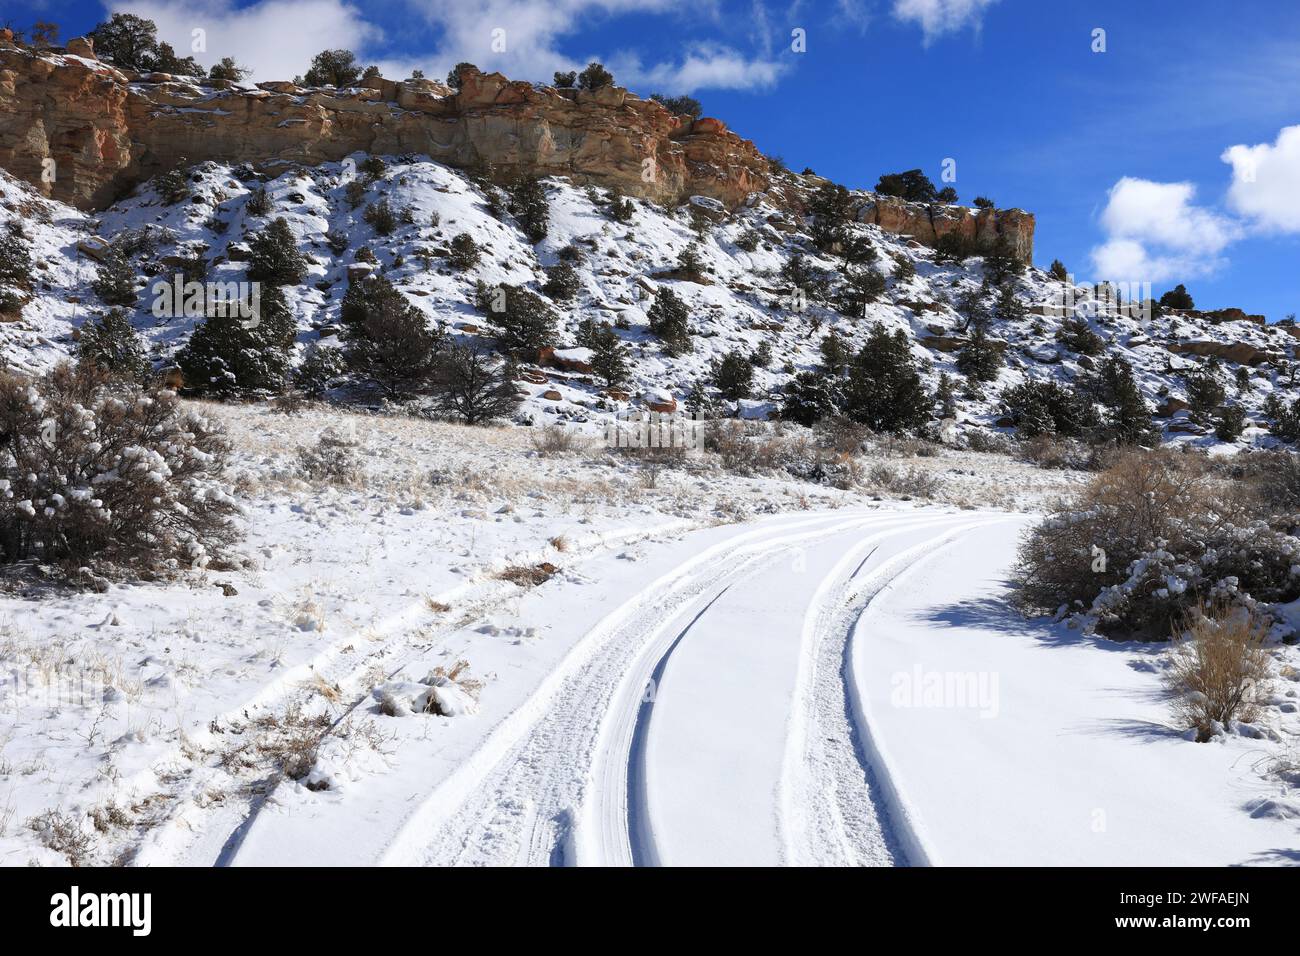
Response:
[[1, 158, 1297, 448]]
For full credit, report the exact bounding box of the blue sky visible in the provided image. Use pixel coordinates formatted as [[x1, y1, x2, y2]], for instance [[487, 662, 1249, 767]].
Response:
[[11, 0, 1300, 319]]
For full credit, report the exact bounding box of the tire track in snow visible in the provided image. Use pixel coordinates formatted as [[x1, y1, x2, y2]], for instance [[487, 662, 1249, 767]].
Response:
[[378, 510, 902, 866], [581, 512, 975, 866], [779, 515, 1015, 867]]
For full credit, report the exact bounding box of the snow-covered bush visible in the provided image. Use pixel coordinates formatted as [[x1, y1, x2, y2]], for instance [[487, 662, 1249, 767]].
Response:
[[1014, 449, 1300, 637], [296, 427, 363, 484], [0, 362, 241, 579]]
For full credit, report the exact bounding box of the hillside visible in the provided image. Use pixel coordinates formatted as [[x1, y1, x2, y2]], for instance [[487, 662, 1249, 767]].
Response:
[[0, 146, 1294, 449]]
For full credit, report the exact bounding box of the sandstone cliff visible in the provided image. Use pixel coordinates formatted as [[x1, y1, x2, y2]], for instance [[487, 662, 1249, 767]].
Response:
[[0, 33, 1033, 261]]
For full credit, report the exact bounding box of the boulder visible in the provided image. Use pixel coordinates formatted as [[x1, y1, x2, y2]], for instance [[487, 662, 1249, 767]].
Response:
[[1166, 340, 1276, 367], [541, 389, 563, 401], [66, 37, 95, 59]]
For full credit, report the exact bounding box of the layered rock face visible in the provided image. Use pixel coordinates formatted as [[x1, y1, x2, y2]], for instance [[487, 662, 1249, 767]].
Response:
[[0, 34, 1034, 261], [0, 38, 768, 212], [856, 195, 1035, 263]]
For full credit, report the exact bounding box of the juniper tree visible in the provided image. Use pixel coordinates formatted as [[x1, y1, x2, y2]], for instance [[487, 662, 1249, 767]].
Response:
[[841, 323, 930, 433], [1088, 355, 1158, 445], [478, 285, 557, 358], [587, 324, 630, 389], [76, 308, 152, 383], [0, 227, 32, 290], [956, 326, 1004, 383], [1159, 283, 1194, 311], [578, 61, 614, 89], [782, 371, 842, 426], [303, 49, 361, 87], [712, 350, 755, 401], [509, 176, 550, 243], [448, 233, 480, 270], [650, 93, 703, 117], [247, 217, 306, 286], [176, 285, 295, 397], [340, 276, 443, 397], [647, 287, 692, 356], [836, 267, 887, 316], [542, 262, 581, 302], [92, 247, 138, 307]]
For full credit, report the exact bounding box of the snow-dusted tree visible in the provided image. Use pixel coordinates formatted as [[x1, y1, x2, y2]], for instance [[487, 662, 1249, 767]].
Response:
[[956, 326, 1004, 384], [76, 308, 152, 383], [841, 323, 930, 433], [92, 246, 138, 307], [432, 341, 521, 425], [480, 285, 557, 358], [0, 362, 240, 578], [509, 176, 550, 243], [247, 217, 306, 286], [341, 275, 443, 397], [647, 287, 692, 356], [711, 350, 754, 401], [448, 233, 480, 270], [586, 324, 630, 388], [542, 262, 581, 302], [176, 284, 294, 397]]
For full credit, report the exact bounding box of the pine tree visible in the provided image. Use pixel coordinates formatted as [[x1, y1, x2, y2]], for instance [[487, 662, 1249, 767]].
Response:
[[92, 247, 138, 307], [712, 350, 754, 401], [77, 308, 152, 382], [956, 326, 1004, 383], [647, 288, 692, 356], [247, 217, 306, 286], [509, 176, 550, 243], [587, 324, 630, 388], [841, 324, 930, 433], [1048, 259, 1069, 282], [177, 286, 294, 398], [340, 275, 443, 397]]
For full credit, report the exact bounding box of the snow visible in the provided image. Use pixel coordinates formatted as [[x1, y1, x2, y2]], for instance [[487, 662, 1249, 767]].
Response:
[[856, 519, 1300, 866]]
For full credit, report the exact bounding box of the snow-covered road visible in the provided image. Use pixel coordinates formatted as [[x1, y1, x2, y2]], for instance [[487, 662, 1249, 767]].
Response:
[[192, 507, 1010, 867], [141, 504, 1300, 867]]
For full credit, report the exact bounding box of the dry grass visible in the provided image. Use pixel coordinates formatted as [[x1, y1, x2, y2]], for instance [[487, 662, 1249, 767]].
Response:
[[496, 562, 559, 588], [27, 808, 95, 866], [531, 424, 587, 456], [1166, 602, 1272, 741], [548, 535, 569, 553], [425, 597, 452, 613]]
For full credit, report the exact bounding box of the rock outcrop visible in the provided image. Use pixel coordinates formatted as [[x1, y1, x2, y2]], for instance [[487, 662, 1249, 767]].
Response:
[[856, 194, 1035, 263], [0, 39, 769, 211], [0, 36, 1035, 261]]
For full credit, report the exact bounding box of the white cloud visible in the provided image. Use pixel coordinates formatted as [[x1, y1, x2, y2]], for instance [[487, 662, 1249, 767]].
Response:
[[111, 0, 382, 80], [1090, 177, 1239, 283], [1222, 124, 1300, 234], [404, 0, 783, 93], [612, 44, 788, 93], [892, 0, 998, 42]]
